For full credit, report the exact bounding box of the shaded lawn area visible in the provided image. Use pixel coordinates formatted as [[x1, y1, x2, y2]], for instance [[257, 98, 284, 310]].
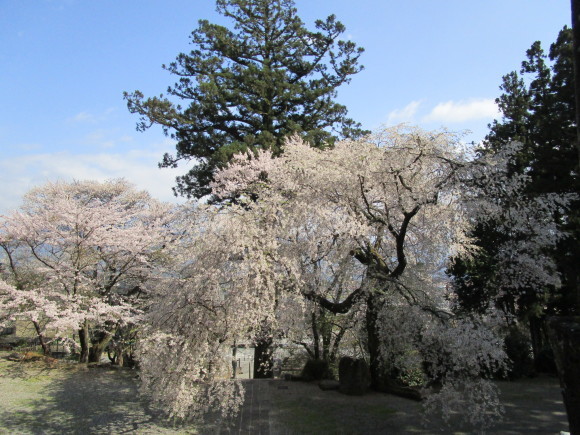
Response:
[[268, 377, 569, 434], [0, 354, 187, 434], [0, 352, 570, 434]]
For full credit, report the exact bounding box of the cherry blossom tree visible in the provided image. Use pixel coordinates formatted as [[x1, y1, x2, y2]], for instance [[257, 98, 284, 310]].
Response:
[[138, 203, 280, 419], [139, 126, 570, 428], [287, 252, 365, 367], [0, 179, 174, 362]]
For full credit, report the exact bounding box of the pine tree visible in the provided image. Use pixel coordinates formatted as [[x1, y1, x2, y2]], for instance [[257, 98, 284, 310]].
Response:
[[125, 0, 366, 199], [487, 27, 576, 193], [450, 27, 579, 371]]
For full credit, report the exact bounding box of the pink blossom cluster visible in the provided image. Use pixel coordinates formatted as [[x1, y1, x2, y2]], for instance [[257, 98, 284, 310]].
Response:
[[0, 179, 175, 353]]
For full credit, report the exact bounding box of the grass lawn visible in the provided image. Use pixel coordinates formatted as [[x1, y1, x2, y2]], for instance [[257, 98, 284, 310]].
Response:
[[0, 352, 193, 434]]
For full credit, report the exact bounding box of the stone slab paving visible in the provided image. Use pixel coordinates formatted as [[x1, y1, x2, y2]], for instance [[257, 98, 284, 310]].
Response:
[[203, 379, 272, 434]]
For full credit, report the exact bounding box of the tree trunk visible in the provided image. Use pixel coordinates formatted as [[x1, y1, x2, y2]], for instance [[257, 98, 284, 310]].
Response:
[[547, 316, 580, 434], [253, 336, 273, 379], [529, 315, 544, 368], [232, 341, 237, 379], [311, 312, 320, 360], [253, 321, 274, 379], [89, 330, 113, 363], [321, 311, 332, 363], [32, 321, 50, 356], [116, 351, 124, 367], [330, 325, 347, 364], [365, 292, 422, 400], [78, 322, 90, 363], [366, 292, 384, 390]]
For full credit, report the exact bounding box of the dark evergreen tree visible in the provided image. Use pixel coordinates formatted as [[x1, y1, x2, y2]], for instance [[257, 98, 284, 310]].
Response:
[[125, 0, 365, 378], [125, 0, 366, 199], [450, 26, 579, 371]]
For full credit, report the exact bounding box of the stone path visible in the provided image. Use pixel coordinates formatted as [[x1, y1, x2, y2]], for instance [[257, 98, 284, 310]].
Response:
[[210, 380, 274, 434]]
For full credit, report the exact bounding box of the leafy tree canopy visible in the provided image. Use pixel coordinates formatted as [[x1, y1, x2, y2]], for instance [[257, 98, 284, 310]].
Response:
[[0, 180, 174, 363], [486, 27, 577, 195], [125, 0, 366, 199], [450, 26, 579, 331]]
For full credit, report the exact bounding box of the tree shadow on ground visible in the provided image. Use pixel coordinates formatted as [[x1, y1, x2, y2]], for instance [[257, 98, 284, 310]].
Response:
[[0, 354, 570, 434], [267, 376, 570, 434], [0, 364, 183, 434], [0, 358, 262, 435], [495, 376, 570, 434], [0, 353, 62, 380]]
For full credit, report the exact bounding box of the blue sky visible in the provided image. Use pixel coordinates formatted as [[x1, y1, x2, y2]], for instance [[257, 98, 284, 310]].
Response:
[[0, 0, 572, 214]]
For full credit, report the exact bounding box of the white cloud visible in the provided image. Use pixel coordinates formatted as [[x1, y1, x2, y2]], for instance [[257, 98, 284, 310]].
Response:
[[423, 98, 499, 123], [0, 146, 187, 215], [83, 129, 134, 149], [68, 111, 95, 123], [386, 100, 422, 126], [66, 107, 117, 124], [12, 143, 43, 152]]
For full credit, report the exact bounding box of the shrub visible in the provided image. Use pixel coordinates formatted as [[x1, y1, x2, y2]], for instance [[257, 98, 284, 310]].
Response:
[[504, 327, 534, 379], [301, 359, 334, 381]]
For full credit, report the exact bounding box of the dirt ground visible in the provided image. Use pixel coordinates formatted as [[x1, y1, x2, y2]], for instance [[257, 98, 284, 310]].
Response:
[[0, 352, 570, 434]]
